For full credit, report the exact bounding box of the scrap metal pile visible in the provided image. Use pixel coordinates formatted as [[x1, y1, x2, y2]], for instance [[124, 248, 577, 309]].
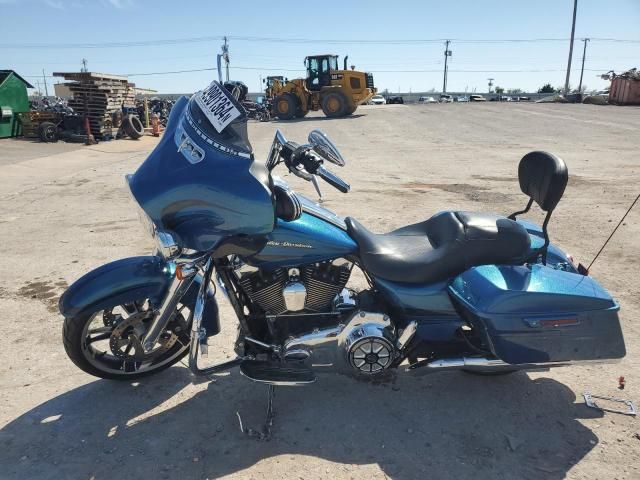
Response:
[[53, 71, 137, 139], [29, 96, 74, 115], [600, 68, 640, 106]]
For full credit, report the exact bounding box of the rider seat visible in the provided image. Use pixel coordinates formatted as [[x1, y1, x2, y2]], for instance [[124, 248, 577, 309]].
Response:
[[346, 212, 530, 284], [346, 151, 568, 284]]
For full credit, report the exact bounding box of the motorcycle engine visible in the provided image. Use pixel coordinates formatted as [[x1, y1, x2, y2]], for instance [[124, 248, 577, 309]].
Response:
[[233, 258, 352, 316], [232, 257, 397, 376]]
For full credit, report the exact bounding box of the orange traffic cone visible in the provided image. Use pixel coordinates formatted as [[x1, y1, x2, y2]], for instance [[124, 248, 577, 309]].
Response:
[[151, 115, 160, 137]]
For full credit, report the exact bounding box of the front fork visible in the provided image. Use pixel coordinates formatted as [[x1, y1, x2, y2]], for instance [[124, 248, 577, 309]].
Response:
[[140, 256, 241, 376]]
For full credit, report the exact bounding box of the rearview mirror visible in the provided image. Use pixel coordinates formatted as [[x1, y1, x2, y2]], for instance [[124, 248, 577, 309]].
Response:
[[308, 129, 345, 166]]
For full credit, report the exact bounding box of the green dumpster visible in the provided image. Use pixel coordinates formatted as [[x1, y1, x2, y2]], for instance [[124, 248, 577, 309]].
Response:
[[0, 70, 34, 139]]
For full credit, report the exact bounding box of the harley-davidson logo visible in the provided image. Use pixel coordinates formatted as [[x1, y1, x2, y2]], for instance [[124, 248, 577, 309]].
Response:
[[266, 240, 313, 249]]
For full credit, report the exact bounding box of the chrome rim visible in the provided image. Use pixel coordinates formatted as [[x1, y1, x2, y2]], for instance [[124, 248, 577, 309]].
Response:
[[80, 300, 190, 375]]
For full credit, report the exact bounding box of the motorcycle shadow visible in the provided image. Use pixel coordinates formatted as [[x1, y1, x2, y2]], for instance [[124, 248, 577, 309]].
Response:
[[0, 367, 602, 480]]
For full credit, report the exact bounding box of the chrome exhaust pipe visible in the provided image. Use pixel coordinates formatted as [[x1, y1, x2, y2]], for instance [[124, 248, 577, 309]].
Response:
[[407, 356, 620, 376], [426, 357, 509, 369]]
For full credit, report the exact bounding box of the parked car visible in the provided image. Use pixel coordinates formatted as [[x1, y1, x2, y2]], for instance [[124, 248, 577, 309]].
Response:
[[517, 96, 531, 101], [469, 95, 486, 102], [386, 96, 404, 104], [456, 96, 469, 102], [418, 96, 437, 103], [369, 94, 386, 105], [439, 94, 453, 103]]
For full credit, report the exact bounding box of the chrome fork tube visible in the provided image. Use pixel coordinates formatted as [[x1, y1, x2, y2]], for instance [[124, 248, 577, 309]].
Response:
[[189, 257, 214, 373], [142, 263, 197, 352]]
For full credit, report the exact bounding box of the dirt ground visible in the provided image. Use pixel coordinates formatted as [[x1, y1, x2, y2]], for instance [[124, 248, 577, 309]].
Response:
[[0, 102, 639, 480]]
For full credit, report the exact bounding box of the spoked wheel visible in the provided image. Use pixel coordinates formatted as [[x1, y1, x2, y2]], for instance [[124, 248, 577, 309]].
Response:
[[63, 299, 191, 380]]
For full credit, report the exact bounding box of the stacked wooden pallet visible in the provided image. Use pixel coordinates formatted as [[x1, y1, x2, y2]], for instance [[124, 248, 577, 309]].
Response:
[[52, 72, 136, 139]]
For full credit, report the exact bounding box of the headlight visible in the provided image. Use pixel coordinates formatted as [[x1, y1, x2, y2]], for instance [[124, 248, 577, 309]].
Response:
[[155, 230, 182, 260]]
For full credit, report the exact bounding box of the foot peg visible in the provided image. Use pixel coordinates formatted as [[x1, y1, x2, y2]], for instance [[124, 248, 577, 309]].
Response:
[[239, 359, 316, 385]]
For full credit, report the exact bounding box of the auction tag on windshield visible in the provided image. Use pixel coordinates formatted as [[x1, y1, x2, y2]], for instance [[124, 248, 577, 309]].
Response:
[[194, 81, 242, 133]]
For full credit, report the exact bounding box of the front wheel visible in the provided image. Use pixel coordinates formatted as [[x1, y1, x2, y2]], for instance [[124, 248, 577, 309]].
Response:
[[63, 298, 191, 380]]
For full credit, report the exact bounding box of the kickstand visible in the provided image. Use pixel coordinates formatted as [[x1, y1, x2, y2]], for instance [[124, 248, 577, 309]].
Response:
[[236, 384, 276, 441]]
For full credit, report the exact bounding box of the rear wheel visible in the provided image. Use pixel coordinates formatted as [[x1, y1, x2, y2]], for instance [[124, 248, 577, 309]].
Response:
[[321, 92, 348, 118], [273, 93, 298, 120], [38, 122, 59, 142], [63, 298, 191, 380]]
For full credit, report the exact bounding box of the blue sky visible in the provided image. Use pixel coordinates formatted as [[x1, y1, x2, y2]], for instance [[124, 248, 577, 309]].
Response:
[[1, 0, 638, 94]]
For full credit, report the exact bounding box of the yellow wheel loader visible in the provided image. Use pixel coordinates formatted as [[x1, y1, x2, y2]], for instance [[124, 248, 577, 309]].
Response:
[[269, 55, 376, 120]]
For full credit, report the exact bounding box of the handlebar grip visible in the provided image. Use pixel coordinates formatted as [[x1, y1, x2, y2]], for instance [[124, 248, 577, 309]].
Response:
[[316, 166, 350, 193]]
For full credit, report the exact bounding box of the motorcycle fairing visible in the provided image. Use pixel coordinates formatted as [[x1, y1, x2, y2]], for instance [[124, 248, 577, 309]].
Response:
[[128, 96, 274, 252]]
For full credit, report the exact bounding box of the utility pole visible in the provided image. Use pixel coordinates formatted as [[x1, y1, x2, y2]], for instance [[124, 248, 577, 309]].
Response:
[[578, 37, 590, 93], [442, 40, 451, 94], [42, 69, 49, 97], [564, 0, 578, 94], [81, 58, 88, 73], [487, 78, 494, 94], [222, 36, 230, 82]]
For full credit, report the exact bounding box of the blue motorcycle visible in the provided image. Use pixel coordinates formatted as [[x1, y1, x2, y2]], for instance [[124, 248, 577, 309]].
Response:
[[59, 81, 625, 387]]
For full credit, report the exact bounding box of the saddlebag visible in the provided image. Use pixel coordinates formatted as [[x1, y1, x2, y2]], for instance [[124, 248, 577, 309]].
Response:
[[449, 264, 625, 364]]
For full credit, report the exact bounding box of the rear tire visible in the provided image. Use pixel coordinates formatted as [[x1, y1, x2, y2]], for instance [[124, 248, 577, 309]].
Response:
[[273, 93, 298, 120], [321, 92, 348, 118], [38, 122, 58, 142]]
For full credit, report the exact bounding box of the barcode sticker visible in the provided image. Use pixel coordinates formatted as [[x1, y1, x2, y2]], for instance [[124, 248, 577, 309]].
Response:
[[194, 81, 242, 133]]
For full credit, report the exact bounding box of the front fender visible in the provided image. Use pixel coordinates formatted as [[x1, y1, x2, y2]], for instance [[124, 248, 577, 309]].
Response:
[[59, 256, 219, 335]]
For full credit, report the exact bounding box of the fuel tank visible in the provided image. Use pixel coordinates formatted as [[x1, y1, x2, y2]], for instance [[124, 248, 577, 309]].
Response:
[[246, 210, 357, 268]]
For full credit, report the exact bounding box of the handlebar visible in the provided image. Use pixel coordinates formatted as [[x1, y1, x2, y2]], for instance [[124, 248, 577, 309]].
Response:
[[277, 139, 350, 194], [316, 165, 350, 193]]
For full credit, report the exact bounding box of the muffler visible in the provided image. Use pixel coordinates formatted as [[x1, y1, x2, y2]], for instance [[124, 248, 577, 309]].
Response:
[[405, 356, 608, 375]]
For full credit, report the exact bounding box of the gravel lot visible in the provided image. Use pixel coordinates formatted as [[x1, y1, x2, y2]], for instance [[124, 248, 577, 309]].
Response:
[[1, 102, 639, 480]]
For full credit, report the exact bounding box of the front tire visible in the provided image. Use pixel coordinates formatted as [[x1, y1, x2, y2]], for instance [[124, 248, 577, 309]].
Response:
[[63, 299, 191, 380]]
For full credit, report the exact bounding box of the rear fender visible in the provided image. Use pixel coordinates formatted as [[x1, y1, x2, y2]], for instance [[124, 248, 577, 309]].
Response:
[[59, 256, 219, 335], [517, 220, 577, 270]]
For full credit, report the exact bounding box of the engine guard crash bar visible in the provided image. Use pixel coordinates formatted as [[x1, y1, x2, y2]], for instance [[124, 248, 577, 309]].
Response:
[[188, 257, 244, 376]]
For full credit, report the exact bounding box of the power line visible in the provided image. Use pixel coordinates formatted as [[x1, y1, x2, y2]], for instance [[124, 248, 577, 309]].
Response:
[[2, 35, 639, 49], [20, 66, 625, 79]]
